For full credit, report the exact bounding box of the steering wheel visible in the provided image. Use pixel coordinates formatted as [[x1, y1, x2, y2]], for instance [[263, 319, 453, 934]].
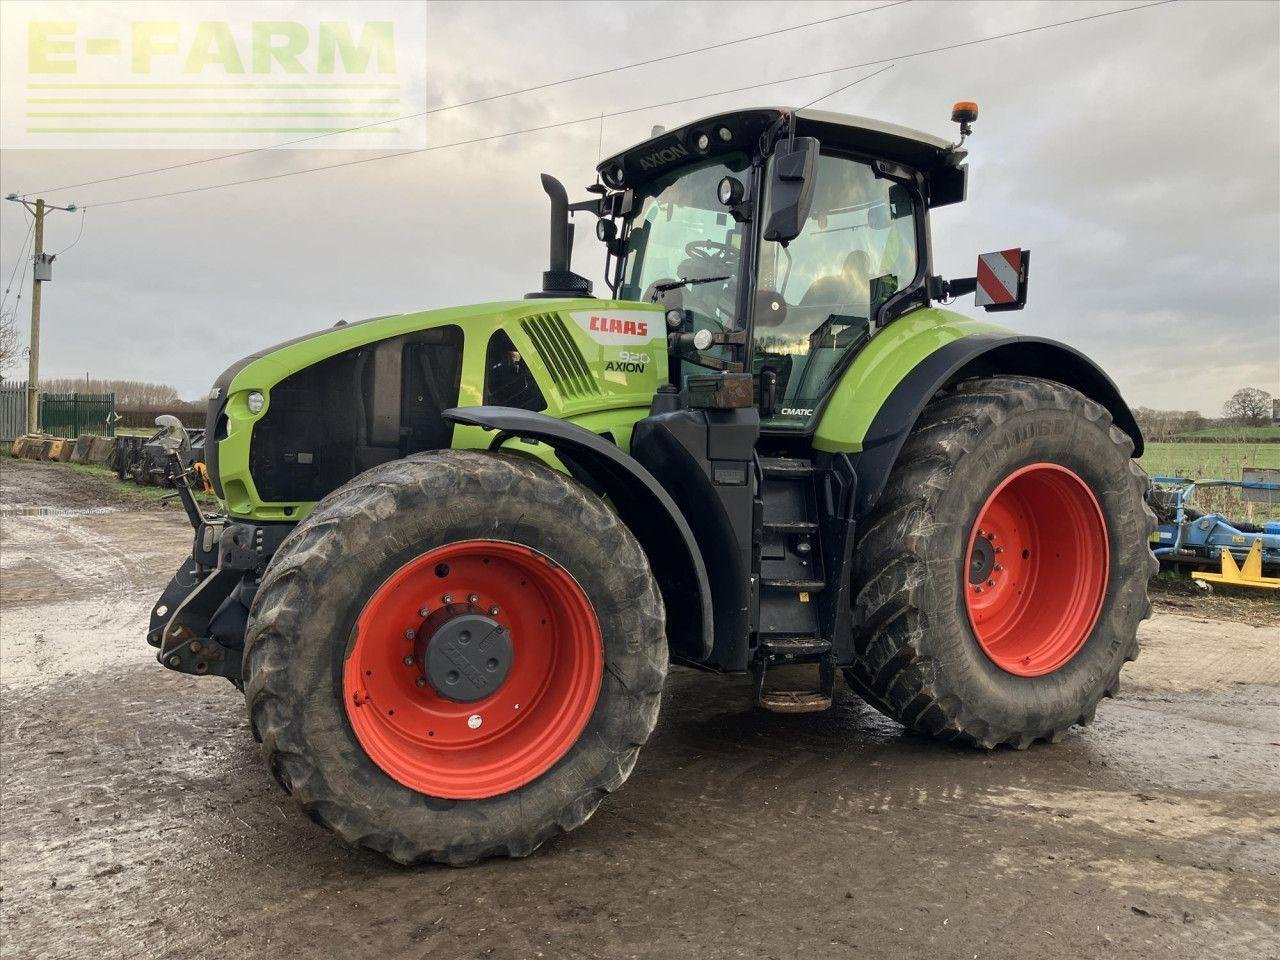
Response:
[[683, 239, 734, 270]]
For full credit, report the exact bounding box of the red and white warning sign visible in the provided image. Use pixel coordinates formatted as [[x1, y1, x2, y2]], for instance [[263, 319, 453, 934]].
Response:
[[975, 248, 1025, 307]]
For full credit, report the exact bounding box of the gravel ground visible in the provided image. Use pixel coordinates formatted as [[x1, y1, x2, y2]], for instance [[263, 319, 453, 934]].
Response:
[[2, 458, 1278, 960]]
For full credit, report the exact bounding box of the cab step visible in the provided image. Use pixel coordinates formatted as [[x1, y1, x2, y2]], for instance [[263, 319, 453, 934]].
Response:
[[759, 636, 831, 659], [761, 577, 826, 593], [758, 689, 833, 714], [759, 457, 816, 480], [752, 650, 836, 714], [763, 519, 818, 533]]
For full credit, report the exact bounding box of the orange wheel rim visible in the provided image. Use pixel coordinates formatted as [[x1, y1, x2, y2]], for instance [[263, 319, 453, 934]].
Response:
[[343, 540, 603, 800], [964, 463, 1109, 677]]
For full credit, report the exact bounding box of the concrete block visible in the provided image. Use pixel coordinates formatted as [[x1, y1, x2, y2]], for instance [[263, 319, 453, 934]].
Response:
[[70, 434, 94, 464], [87, 436, 116, 464], [57, 439, 74, 462], [46, 439, 68, 461]]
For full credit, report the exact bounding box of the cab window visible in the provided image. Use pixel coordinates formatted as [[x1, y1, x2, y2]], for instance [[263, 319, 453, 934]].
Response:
[[754, 153, 918, 425]]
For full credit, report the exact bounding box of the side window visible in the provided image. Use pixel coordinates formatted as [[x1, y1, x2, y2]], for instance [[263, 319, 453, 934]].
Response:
[[755, 153, 918, 423], [483, 330, 546, 411]]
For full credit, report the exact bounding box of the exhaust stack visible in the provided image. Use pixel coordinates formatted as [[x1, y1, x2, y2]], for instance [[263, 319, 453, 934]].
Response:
[[527, 174, 593, 299]]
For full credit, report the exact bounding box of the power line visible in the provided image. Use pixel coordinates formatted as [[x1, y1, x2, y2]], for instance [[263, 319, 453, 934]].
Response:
[[79, 0, 1175, 211], [1, 213, 36, 315], [800, 64, 895, 110], [84, 67, 894, 209], [53, 208, 88, 256], [24, 1, 912, 197]]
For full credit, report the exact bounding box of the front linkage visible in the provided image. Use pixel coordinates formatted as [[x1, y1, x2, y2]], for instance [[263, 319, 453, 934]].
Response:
[[149, 426, 291, 685]]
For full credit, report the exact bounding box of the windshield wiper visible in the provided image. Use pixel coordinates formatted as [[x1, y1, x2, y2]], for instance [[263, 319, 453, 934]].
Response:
[[653, 275, 731, 293]]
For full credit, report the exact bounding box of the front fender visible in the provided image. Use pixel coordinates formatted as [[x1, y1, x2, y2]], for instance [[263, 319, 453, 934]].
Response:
[[444, 405, 714, 662]]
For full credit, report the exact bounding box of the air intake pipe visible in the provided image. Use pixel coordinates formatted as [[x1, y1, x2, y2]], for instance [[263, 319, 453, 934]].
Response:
[[527, 174, 593, 299]]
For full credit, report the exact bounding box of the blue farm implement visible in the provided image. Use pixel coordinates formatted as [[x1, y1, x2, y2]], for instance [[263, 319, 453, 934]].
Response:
[[1149, 477, 1280, 587]]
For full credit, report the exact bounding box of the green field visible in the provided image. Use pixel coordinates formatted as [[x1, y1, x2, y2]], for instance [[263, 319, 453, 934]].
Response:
[[1140, 441, 1279, 520], [1177, 425, 1280, 441]]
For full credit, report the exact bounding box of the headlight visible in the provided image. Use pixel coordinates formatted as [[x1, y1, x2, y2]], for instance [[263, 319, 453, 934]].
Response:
[[246, 391, 265, 414]]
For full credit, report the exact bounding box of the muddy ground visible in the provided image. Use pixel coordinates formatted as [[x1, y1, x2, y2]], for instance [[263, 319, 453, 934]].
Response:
[[2, 458, 1277, 960]]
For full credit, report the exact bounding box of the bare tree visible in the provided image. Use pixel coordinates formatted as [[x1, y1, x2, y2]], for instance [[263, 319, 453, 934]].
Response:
[[40, 377, 183, 406], [0, 306, 21, 374], [1223, 387, 1273, 426]]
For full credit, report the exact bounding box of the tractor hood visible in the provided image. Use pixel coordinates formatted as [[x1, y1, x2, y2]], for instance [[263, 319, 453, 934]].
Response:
[[204, 298, 664, 519]]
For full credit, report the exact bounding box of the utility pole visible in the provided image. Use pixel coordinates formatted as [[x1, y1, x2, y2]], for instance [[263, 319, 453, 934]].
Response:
[[28, 198, 44, 432], [4, 194, 77, 432]]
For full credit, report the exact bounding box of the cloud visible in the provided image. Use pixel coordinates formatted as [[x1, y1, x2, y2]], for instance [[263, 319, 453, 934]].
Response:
[[0, 0, 1276, 414]]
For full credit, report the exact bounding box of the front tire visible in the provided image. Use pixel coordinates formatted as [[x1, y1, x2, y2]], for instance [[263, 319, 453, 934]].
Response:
[[243, 450, 667, 864], [844, 376, 1157, 748]]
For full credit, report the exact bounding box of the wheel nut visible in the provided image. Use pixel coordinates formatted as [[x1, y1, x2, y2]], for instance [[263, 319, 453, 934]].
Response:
[[467, 714, 483, 730], [994, 564, 1003, 572], [403, 655, 415, 666], [977, 528, 987, 538], [987, 579, 995, 587], [489, 606, 500, 616], [974, 587, 983, 594], [441, 594, 453, 604], [415, 678, 426, 688], [404, 628, 416, 640], [418, 607, 429, 617], [468, 593, 479, 605]]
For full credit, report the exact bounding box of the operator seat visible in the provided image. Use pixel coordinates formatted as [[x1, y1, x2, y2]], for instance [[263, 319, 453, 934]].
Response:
[[798, 250, 872, 309]]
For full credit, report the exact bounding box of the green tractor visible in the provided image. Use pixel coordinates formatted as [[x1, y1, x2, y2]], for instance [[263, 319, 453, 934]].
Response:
[[151, 104, 1156, 865]]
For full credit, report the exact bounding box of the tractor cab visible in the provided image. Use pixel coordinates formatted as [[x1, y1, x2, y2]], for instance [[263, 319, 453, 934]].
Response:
[[542, 107, 983, 432]]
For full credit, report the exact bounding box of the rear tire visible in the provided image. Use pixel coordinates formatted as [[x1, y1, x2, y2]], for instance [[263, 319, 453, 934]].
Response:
[[243, 450, 667, 864], [844, 376, 1157, 748]]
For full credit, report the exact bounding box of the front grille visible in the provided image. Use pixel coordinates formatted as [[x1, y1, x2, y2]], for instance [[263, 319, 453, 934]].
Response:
[[520, 313, 600, 399]]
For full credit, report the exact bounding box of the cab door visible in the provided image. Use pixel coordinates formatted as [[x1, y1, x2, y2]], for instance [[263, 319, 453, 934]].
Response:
[[752, 151, 921, 429]]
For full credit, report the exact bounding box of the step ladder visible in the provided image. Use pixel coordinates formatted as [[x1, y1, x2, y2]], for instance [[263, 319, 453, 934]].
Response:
[[754, 457, 835, 713]]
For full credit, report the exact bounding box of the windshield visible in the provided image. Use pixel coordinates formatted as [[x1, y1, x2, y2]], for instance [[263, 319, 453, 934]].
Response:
[[618, 154, 750, 334]]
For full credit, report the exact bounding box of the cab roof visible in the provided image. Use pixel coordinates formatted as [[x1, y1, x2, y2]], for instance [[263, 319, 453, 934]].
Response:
[[597, 107, 958, 192]]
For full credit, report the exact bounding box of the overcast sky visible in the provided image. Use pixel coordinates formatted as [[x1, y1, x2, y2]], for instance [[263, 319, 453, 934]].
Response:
[[1, 0, 1277, 415]]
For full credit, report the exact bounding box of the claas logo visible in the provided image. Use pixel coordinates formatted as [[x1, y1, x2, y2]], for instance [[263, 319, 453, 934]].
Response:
[[589, 316, 649, 338]]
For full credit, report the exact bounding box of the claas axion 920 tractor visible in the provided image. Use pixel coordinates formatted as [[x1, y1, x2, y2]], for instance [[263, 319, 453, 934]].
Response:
[[151, 103, 1156, 865]]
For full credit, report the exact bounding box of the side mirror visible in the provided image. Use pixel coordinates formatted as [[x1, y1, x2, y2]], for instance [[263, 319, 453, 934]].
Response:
[[975, 248, 1030, 311], [762, 137, 820, 244]]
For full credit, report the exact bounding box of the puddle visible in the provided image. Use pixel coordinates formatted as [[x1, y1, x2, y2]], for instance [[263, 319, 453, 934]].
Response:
[[0, 505, 118, 518]]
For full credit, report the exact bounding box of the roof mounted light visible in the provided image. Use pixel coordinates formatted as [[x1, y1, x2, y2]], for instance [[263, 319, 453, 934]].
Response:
[[951, 101, 978, 143], [717, 126, 733, 143], [694, 131, 711, 153]]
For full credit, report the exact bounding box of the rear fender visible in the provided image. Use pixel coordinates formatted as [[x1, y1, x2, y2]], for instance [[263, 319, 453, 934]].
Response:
[[444, 406, 714, 662], [817, 328, 1142, 516]]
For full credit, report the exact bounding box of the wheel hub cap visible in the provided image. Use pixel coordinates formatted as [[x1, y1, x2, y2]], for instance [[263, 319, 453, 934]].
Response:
[[416, 607, 513, 702], [342, 540, 603, 800]]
